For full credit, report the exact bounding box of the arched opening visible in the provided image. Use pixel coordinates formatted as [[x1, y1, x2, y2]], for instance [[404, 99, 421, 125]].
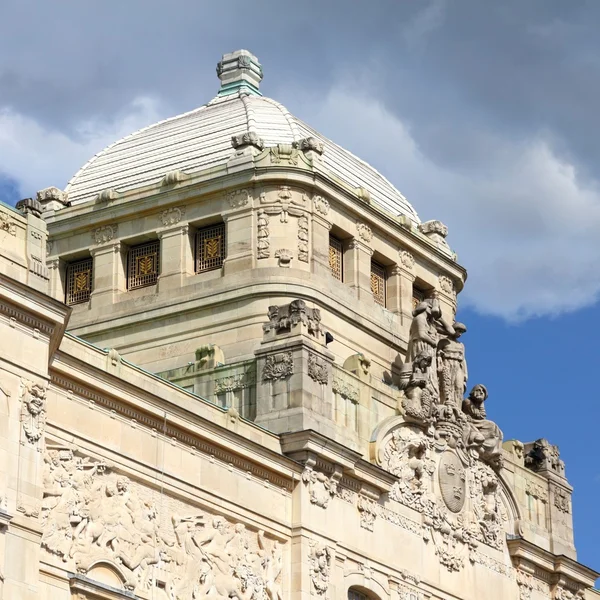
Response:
[[348, 586, 380, 600]]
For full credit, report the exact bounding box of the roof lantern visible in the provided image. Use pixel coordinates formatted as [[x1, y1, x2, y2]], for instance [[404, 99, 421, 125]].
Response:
[[216, 49, 263, 97]]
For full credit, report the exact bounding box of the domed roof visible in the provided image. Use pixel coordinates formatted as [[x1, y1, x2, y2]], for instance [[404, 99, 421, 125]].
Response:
[[65, 50, 419, 223]]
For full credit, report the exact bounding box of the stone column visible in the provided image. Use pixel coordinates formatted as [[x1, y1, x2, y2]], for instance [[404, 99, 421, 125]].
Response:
[[223, 203, 254, 276], [157, 224, 192, 289], [89, 241, 125, 307], [345, 239, 373, 301], [310, 199, 332, 278], [46, 258, 64, 302]]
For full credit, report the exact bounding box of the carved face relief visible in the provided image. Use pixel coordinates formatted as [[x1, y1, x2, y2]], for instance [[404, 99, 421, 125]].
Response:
[[438, 451, 467, 513]]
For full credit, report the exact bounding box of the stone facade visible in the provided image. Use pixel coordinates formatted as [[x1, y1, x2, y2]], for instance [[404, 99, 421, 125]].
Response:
[[0, 50, 597, 600]]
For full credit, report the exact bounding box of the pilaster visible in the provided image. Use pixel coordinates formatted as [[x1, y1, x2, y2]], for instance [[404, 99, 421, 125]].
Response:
[[223, 208, 254, 276], [310, 211, 332, 279], [346, 239, 373, 301], [89, 241, 124, 307], [157, 224, 192, 289]]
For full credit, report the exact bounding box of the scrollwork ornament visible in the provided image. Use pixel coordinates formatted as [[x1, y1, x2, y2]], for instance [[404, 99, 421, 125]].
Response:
[[313, 195, 329, 216], [160, 206, 185, 226], [400, 250, 415, 270], [0, 212, 16, 236], [228, 189, 251, 208], [356, 222, 373, 243], [308, 540, 331, 596], [302, 464, 338, 509], [439, 274, 454, 294]]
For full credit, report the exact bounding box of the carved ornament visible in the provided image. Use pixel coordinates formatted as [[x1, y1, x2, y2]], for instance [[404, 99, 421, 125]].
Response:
[[312, 195, 329, 216], [553, 488, 571, 513], [0, 212, 16, 236], [438, 274, 454, 294], [228, 188, 251, 208], [269, 144, 299, 165], [19, 379, 47, 444], [438, 451, 466, 513], [159, 206, 185, 226], [92, 225, 118, 244], [41, 447, 284, 597], [37, 186, 69, 206], [301, 462, 339, 508], [214, 373, 255, 394], [356, 222, 373, 243], [298, 214, 309, 262], [399, 250, 415, 270], [275, 248, 293, 267], [161, 170, 190, 186], [263, 299, 323, 339], [257, 209, 270, 259], [263, 352, 293, 381], [525, 479, 548, 502], [231, 131, 264, 151], [308, 353, 329, 385], [525, 438, 565, 476], [293, 137, 324, 155], [308, 540, 331, 596], [332, 377, 358, 402]]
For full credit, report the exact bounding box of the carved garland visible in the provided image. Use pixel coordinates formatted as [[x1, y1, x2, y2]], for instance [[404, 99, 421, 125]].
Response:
[[263, 352, 293, 381]]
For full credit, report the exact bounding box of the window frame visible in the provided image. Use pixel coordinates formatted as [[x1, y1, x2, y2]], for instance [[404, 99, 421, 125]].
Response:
[[370, 259, 387, 307], [65, 257, 93, 306], [194, 222, 226, 274], [127, 240, 160, 291]]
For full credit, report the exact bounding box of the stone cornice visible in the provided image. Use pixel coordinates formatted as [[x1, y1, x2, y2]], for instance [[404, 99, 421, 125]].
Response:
[[0, 273, 70, 357], [50, 334, 300, 489], [280, 429, 397, 494], [45, 165, 466, 287], [508, 537, 599, 589]]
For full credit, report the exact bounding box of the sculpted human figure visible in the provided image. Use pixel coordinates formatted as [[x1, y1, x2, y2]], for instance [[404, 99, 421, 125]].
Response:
[[407, 294, 454, 396], [437, 321, 468, 409], [400, 352, 436, 427], [462, 384, 503, 469]]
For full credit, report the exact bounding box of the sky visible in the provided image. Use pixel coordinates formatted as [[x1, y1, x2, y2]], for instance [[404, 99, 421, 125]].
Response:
[[1, 0, 598, 573]]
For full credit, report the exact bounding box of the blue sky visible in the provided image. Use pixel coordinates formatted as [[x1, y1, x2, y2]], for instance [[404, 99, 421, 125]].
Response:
[[1, 0, 598, 572]]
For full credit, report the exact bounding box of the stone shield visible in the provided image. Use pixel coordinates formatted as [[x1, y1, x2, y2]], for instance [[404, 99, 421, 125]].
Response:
[[438, 451, 467, 513]]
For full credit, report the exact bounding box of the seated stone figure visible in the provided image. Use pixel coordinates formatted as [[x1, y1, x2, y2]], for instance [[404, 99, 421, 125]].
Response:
[[399, 352, 436, 429], [462, 384, 503, 469]]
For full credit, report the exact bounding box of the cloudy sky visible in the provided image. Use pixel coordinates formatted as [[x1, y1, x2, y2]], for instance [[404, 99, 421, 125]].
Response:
[[1, 0, 599, 571]]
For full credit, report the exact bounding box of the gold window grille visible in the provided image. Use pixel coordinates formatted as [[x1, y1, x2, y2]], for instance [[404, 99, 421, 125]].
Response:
[[127, 241, 160, 290], [370, 260, 387, 306], [329, 235, 343, 281], [195, 223, 225, 273], [65, 258, 93, 305], [412, 286, 426, 311]]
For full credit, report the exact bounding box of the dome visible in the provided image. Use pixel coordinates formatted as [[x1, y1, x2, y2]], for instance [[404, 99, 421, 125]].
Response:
[[65, 50, 419, 223]]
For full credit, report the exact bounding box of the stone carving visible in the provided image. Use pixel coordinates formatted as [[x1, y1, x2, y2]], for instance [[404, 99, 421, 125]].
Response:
[[386, 426, 435, 511], [525, 479, 548, 502], [554, 586, 586, 600], [259, 186, 306, 223], [0, 212, 17, 236], [269, 144, 299, 165], [312, 196, 329, 216], [263, 299, 323, 339], [275, 248, 293, 268], [160, 206, 185, 226], [332, 378, 358, 403], [214, 373, 255, 394], [516, 569, 534, 600], [463, 385, 504, 470], [257, 209, 270, 259], [161, 170, 190, 186], [419, 220, 448, 240], [438, 451, 467, 513], [263, 352, 293, 381], [301, 463, 338, 508], [356, 222, 373, 243], [231, 131, 265, 151], [16, 197, 43, 217], [510, 440, 525, 460], [37, 186, 69, 206], [298, 215, 309, 262], [95, 188, 118, 202], [399, 250, 415, 270], [470, 462, 504, 549], [308, 353, 329, 385], [19, 379, 47, 444], [293, 137, 324, 156], [92, 225, 118, 244], [437, 322, 468, 410], [525, 439, 565, 477], [228, 189, 251, 208], [357, 496, 378, 531], [308, 541, 331, 596], [554, 488, 571, 513], [438, 275, 454, 294], [399, 351, 436, 428], [41, 447, 283, 598], [355, 187, 371, 204]]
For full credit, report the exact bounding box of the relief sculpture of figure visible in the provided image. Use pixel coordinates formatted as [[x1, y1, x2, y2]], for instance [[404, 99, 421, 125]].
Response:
[[462, 384, 503, 469], [437, 321, 468, 410], [399, 352, 436, 429]]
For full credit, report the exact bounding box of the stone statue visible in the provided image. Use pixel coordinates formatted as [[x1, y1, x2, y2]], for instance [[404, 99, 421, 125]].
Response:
[[437, 322, 468, 409], [407, 294, 454, 396], [462, 384, 503, 469], [399, 351, 436, 428]]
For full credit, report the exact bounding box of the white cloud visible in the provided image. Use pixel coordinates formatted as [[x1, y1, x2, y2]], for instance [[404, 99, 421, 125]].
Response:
[[0, 96, 164, 198], [280, 84, 600, 321]]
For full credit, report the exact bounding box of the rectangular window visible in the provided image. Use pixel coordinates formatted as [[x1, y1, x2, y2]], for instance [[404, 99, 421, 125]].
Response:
[[412, 286, 425, 311], [371, 260, 386, 306], [65, 258, 93, 305], [329, 235, 343, 281], [127, 240, 160, 290], [195, 223, 225, 273]]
